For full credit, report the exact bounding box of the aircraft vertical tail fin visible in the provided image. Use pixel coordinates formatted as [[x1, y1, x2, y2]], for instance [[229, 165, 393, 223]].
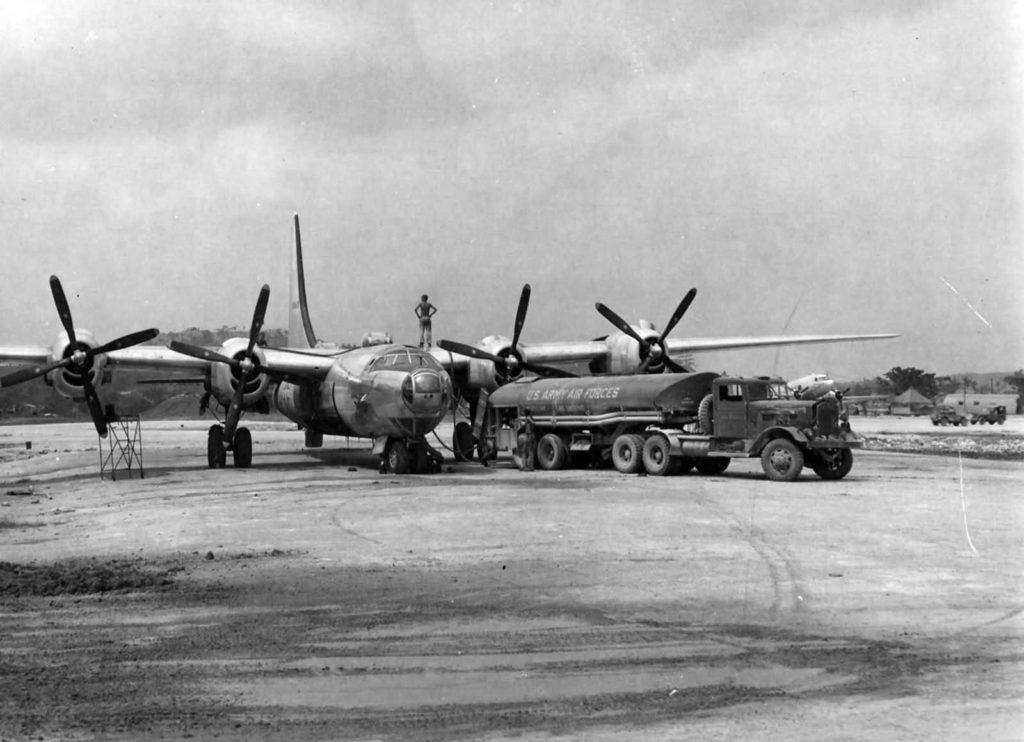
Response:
[[289, 213, 318, 349]]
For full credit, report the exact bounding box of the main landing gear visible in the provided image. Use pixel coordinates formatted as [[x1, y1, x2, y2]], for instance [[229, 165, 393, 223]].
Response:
[[381, 437, 444, 474], [207, 424, 253, 469]]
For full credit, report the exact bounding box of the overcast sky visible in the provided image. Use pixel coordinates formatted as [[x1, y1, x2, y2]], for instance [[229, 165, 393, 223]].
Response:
[[1, 1, 1020, 379]]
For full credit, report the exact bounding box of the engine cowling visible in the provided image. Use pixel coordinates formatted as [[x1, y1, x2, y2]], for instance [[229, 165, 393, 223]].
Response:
[[46, 330, 108, 400], [600, 328, 666, 375], [466, 334, 519, 391], [207, 338, 271, 407]]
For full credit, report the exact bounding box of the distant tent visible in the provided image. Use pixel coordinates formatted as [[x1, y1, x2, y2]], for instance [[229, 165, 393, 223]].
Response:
[[893, 387, 931, 406], [891, 387, 932, 415]]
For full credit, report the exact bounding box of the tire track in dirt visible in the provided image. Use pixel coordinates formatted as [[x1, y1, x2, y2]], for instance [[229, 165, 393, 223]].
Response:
[[689, 481, 807, 621]]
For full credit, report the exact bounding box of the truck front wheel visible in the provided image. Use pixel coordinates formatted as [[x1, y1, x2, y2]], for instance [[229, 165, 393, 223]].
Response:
[[760, 439, 804, 482], [537, 433, 569, 470], [811, 448, 853, 480], [612, 434, 645, 473]]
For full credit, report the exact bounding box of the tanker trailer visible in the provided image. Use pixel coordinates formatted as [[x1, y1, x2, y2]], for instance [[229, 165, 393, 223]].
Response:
[[478, 372, 719, 472]]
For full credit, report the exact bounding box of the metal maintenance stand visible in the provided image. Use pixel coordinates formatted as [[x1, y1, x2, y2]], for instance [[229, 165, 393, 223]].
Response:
[[99, 412, 144, 481]]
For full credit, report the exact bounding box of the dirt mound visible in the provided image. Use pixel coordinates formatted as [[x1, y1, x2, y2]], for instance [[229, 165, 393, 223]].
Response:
[[0, 557, 177, 597]]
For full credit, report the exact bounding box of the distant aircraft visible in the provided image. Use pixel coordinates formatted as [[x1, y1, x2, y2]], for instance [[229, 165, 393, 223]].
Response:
[[0, 215, 453, 473]]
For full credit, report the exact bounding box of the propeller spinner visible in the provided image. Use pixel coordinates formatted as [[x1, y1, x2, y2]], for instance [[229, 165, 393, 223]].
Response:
[[594, 287, 697, 373], [0, 276, 160, 437], [438, 284, 574, 383]]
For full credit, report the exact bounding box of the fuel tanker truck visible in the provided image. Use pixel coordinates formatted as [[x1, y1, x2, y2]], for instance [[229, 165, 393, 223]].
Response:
[[476, 372, 860, 481]]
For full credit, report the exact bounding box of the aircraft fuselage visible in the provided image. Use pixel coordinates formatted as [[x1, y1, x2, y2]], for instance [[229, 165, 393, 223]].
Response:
[[273, 344, 452, 440]]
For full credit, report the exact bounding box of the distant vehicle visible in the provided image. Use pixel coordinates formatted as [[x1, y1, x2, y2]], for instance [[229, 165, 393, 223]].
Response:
[[478, 372, 861, 482], [930, 405, 968, 427], [970, 405, 1007, 425]]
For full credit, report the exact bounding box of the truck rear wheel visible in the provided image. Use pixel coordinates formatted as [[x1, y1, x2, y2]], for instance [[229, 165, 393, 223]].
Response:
[[612, 434, 645, 473], [760, 438, 804, 482], [642, 434, 678, 476], [811, 448, 853, 480], [537, 433, 569, 470]]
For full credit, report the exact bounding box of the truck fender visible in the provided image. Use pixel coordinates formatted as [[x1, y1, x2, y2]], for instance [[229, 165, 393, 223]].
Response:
[[646, 427, 686, 457], [750, 427, 809, 456]]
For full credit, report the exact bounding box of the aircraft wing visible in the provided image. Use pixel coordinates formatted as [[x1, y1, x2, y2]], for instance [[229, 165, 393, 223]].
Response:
[[0, 344, 340, 383], [664, 333, 900, 354], [435, 334, 899, 366], [430, 341, 608, 369], [0, 346, 54, 365]]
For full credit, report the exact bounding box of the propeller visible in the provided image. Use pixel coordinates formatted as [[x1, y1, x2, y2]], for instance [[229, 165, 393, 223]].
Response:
[[169, 284, 270, 445], [438, 284, 574, 382], [594, 287, 697, 373], [0, 276, 160, 437]]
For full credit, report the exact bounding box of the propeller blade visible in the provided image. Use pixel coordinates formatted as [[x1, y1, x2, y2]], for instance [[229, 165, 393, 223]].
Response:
[[222, 368, 250, 444], [169, 341, 240, 368], [663, 356, 688, 373], [0, 360, 69, 387], [49, 275, 77, 345], [522, 362, 576, 378], [437, 339, 504, 365], [511, 284, 531, 350], [90, 328, 161, 357], [595, 302, 649, 350], [82, 377, 108, 438], [246, 284, 271, 355], [659, 288, 697, 342]]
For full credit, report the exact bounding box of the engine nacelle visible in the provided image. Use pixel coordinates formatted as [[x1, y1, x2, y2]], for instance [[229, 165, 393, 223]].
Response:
[[599, 328, 665, 375], [46, 330, 107, 400], [207, 338, 271, 407], [273, 381, 318, 426], [466, 334, 517, 391]]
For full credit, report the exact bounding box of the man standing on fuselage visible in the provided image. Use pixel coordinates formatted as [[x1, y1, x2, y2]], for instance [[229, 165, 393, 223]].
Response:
[[415, 294, 437, 349]]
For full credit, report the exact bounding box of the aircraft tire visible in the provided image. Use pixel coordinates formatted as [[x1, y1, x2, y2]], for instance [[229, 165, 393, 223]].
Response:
[[453, 422, 476, 461], [641, 434, 674, 476], [536, 433, 569, 470], [232, 427, 253, 469], [811, 447, 853, 480], [695, 457, 730, 475], [387, 440, 411, 474], [760, 438, 804, 482], [698, 394, 714, 434], [207, 425, 226, 469], [611, 434, 645, 474]]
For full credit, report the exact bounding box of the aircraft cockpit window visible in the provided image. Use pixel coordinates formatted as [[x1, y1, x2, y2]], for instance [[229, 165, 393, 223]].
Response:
[[370, 348, 443, 373]]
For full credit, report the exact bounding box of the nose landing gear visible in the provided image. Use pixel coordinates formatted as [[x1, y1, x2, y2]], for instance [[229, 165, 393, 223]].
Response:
[[382, 437, 444, 474]]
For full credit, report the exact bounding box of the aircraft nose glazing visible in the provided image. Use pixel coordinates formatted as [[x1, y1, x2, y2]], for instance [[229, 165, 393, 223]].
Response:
[[401, 369, 448, 416]]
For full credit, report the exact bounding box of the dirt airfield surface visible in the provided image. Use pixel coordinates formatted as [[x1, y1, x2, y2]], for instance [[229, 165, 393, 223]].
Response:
[[1, 416, 1022, 741]]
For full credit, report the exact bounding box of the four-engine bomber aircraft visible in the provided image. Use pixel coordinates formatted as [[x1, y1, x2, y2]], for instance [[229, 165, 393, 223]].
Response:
[[0, 217, 454, 473], [0, 213, 896, 471]]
